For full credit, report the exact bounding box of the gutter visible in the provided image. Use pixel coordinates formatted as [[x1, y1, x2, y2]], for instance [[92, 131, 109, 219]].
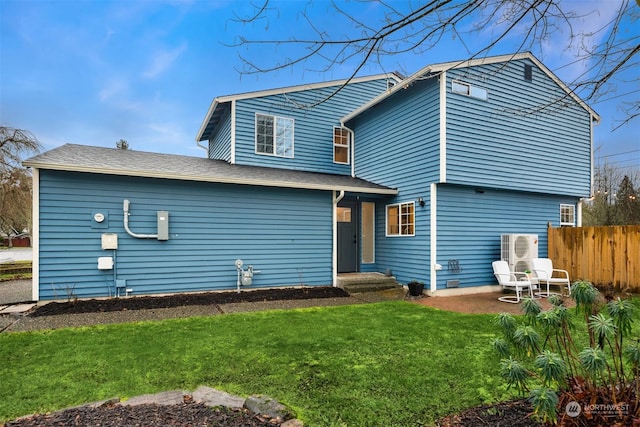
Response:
[[22, 162, 398, 196]]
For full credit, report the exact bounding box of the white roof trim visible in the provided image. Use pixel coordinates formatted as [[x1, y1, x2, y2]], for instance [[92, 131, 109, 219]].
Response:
[[24, 161, 398, 196], [196, 72, 403, 142], [342, 52, 599, 123]]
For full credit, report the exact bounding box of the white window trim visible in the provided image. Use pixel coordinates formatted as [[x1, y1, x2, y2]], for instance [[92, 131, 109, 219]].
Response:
[[560, 204, 576, 227], [451, 79, 488, 101], [386, 201, 416, 237], [255, 113, 295, 158], [333, 126, 350, 165]]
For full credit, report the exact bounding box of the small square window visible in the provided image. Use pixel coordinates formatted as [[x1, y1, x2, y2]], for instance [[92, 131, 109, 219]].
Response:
[[386, 202, 415, 236], [560, 204, 575, 227]]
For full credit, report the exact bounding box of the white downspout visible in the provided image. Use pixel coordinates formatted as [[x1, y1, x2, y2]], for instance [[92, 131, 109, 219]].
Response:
[[31, 168, 40, 301], [332, 190, 345, 285]]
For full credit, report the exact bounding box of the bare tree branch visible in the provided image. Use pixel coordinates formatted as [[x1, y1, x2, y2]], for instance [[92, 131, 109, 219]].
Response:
[[229, 0, 638, 122]]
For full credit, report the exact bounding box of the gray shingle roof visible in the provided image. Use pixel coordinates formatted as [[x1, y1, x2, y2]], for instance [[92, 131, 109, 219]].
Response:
[[23, 144, 397, 195]]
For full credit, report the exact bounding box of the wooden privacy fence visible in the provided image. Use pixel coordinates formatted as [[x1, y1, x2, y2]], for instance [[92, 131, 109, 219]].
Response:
[[547, 225, 640, 293]]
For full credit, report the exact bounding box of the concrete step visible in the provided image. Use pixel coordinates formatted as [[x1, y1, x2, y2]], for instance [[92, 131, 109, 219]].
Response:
[[337, 273, 402, 293]]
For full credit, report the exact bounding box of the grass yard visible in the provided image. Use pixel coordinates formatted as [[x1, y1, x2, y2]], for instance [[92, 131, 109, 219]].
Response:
[[0, 301, 513, 426], [2, 297, 638, 425]]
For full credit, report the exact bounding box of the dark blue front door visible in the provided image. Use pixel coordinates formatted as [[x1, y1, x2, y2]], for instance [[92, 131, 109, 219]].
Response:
[[337, 201, 358, 273]]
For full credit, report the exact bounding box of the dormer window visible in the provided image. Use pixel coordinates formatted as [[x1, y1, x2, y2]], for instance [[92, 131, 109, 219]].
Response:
[[255, 113, 294, 158]]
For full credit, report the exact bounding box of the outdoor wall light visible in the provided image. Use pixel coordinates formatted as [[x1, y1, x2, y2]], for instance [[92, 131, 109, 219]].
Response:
[[416, 197, 425, 207]]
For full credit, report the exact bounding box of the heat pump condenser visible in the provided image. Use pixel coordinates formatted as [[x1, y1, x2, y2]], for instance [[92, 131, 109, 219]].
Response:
[[500, 234, 538, 272]]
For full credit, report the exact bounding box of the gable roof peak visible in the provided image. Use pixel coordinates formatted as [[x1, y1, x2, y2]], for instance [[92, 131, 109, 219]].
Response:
[[342, 52, 599, 123]]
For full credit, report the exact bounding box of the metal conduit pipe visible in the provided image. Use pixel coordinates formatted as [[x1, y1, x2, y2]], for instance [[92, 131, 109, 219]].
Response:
[[123, 199, 158, 239]]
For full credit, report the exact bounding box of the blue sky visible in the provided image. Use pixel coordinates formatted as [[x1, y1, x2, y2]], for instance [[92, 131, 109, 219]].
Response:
[[1, 0, 638, 175]]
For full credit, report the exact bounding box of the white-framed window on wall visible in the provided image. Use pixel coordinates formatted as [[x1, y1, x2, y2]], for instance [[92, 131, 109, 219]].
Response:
[[333, 127, 350, 164], [560, 204, 576, 227], [255, 113, 294, 158], [386, 201, 415, 236]]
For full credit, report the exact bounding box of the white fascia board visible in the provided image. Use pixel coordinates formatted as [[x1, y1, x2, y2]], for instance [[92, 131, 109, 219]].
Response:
[[344, 52, 599, 123], [202, 73, 403, 139], [25, 162, 398, 196], [219, 73, 402, 103], [429, 52, 600, 121], [342, 69, 431, 123], [195, 98, 222, 142]]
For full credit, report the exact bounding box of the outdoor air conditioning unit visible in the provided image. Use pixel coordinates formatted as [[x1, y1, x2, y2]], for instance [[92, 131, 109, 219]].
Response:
[[500, 234, 538, 272]]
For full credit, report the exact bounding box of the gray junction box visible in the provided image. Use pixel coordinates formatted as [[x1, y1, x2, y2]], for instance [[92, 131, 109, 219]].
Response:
[[157, 211, 169, 241]]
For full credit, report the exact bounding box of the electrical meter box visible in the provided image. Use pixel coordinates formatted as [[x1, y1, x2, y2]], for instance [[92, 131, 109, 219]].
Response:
[[157, 211, 169, 241], [101, 233, 118, 250]]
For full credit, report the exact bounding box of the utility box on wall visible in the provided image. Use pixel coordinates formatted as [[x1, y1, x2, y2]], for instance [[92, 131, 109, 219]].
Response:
[[157, 211, 169, 241], [101, 233, 118, 250]]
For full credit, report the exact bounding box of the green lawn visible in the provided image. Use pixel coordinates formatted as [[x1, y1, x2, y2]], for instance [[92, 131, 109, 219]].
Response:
[[0, 301, 515, 425], [3, 297, 640, 425]]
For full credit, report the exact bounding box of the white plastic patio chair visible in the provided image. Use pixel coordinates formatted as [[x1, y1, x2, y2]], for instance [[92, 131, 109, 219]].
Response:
[[531, 258, 571, 296], [492, 260, 534, 303], [491, 261, 533, 304]]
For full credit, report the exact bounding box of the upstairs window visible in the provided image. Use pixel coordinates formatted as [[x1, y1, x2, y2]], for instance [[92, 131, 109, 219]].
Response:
[[256, 114, 294, 158], [451, 80, 488, 100], [386, 202, 415, 236], [333, 127, 350, 164], [560, 204, 575, 227]]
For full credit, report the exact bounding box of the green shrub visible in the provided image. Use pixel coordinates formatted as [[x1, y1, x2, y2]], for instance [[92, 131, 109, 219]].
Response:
[[493, 281, 639, 424]]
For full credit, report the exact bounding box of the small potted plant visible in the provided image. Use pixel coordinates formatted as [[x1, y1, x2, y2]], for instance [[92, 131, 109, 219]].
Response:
[[407, 280, 425, 297]]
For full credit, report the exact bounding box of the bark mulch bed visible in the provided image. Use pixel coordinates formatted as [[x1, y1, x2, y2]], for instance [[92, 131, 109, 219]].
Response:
[[29, 286, 349, 317], [7, 400, 284, 427], [436, 399, 545, 426]]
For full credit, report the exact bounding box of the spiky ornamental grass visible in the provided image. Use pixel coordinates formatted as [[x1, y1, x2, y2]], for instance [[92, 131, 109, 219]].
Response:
[[493, 281, 640, 424]]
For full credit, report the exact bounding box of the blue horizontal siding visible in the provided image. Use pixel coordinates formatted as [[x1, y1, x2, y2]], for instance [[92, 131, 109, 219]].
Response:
[[346, 79, 441, 284], [37, 170, 333, 299], [351, 78, 441, 192], [209, 104, 232, 161], [445, 59, 592, 196], [434, 183, 578, 289], [233, 78, 391, 174]]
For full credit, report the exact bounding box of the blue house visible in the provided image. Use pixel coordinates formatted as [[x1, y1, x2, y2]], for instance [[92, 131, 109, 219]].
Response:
[[25, 52, 598, 301]]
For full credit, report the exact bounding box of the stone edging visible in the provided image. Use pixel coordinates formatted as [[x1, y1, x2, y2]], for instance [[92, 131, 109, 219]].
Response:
[[13, 386, 303, 426]]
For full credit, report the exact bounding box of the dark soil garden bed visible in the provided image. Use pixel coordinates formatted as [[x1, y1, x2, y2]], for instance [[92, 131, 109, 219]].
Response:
[[29, 286, 349, 317], [436, 399, 545, 426], [7, 400, 284, 427]]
